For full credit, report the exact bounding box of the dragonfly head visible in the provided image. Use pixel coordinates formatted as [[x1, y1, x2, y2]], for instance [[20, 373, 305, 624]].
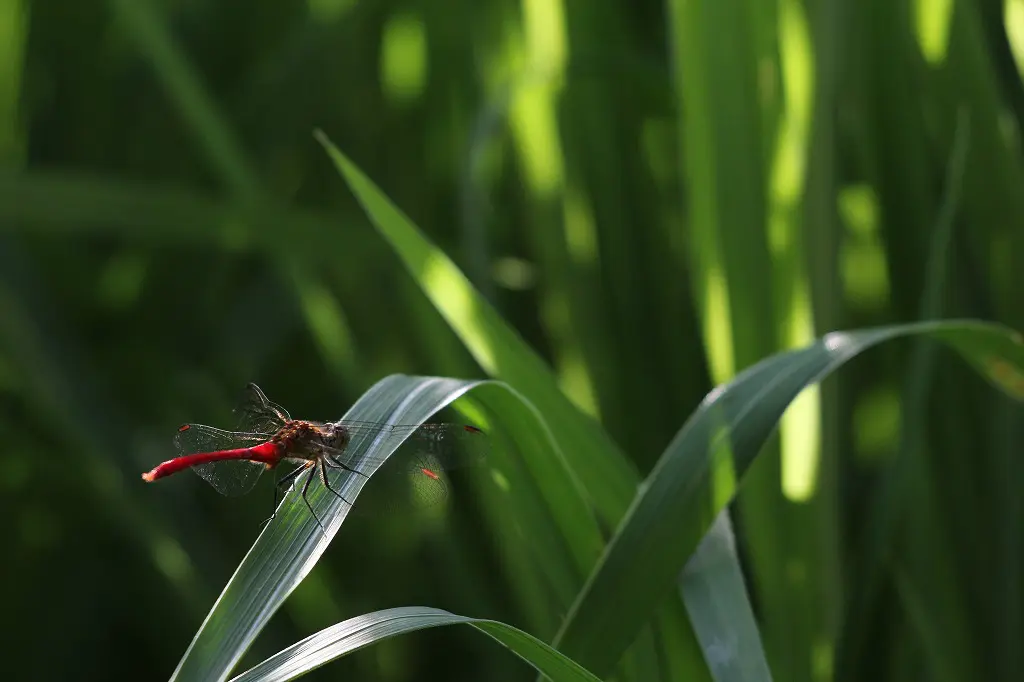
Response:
[[316, 421, 351, 451]]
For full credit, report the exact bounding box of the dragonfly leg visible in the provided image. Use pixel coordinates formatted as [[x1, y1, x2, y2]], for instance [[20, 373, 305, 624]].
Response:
[[299, 462, 327, 535], [321, 450, 368, 479], [322, 454, 368, 479], [317, 458, 355, 507], [261, 468, 284, 529], [259, 464, 304, 530], [277, 463, 307, 492]]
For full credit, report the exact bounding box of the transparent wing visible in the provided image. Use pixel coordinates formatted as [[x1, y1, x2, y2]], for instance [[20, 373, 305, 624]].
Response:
[[345, 451, 453, 518], [329, 422, 487, 475], [174, 423, 269, 496], [192, 460, 267, 497], [233, 382, 290, 435], [314, 423, 487, 517]]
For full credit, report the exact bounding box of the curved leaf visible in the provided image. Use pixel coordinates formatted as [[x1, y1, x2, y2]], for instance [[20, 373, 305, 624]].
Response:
[[465, 383, 605, 603], [551, 321, 1024, 677], [680, 511, 771, 682], [229, 607, 601, 682], [169, 375, 487, 681], [314, 134, 764, 681], [313, 130, 637, 527]]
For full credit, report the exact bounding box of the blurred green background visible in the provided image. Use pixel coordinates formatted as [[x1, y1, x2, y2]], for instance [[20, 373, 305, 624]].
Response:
[[2, 0, 1024, 680]]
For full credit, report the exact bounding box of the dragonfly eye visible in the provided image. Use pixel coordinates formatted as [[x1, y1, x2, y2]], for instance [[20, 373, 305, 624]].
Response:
[[321, 424, 350, 450]]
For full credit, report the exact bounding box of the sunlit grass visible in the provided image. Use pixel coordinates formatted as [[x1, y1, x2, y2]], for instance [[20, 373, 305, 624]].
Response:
[[381, 12, 429, 105], [915, 0, 954, 65], [7, 1, 1024, 681], [0, 0, 27, 163]]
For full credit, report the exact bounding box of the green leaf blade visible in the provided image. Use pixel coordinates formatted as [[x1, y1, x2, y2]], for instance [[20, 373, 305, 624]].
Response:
[[229, 607, 602, 682], [169, 375, 487, 682], [314, 130, 638, 528], [552, 321, 1024, 677]]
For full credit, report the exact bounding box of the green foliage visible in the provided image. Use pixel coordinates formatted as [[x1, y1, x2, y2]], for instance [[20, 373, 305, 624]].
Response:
[[230, 607, 603, 682], [3, 0, 1024, 681]]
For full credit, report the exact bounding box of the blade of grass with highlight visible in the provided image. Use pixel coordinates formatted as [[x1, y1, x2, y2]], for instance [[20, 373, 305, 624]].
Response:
[[665, 0, 804, 676], [169, 375, 488, 682], [680, 511, 772, 682], [550, 321, 1024, 678], [229, 607, 602, 682], [314, 130, 636, 528], [315, 134, 763, 681]]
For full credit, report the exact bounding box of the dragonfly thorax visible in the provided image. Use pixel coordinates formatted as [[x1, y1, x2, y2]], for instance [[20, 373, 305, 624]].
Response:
[[310, 421, 351, 451], [271, 419, 349, 457]]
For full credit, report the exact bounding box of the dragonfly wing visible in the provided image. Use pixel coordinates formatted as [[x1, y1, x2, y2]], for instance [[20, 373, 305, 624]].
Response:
[[401, 451, 452, 508], [192, 459, 266, 497], [320, 424, 487, 518], [340, 451, 452, 518], [173, 423, 271, 496], [174, 423, 268, 454], [233, 382, 291, 434], [333, 422, 488, 474]]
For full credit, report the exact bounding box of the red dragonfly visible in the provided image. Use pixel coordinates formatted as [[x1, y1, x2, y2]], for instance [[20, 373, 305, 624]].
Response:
[[142, 383, 487, 532]]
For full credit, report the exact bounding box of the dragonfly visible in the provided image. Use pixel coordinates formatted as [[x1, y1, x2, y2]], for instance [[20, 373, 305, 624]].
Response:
[[142, 383, 487, 532]]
